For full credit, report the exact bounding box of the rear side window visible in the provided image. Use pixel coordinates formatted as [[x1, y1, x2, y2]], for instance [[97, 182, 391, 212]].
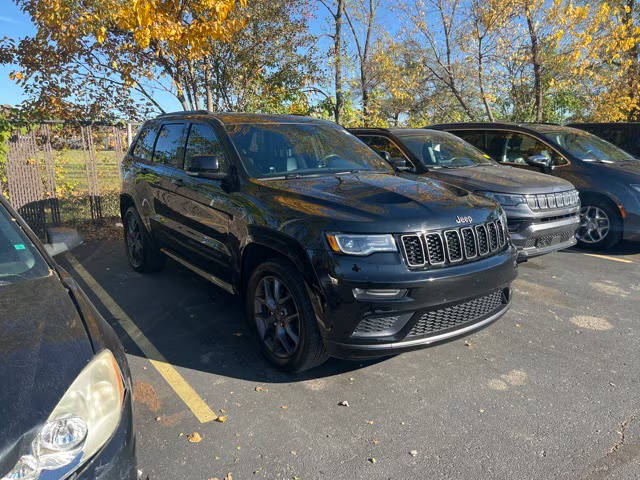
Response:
[[133, 124, 157, 162], [185, 123, 228, 173], [153, 123, 187, 168]]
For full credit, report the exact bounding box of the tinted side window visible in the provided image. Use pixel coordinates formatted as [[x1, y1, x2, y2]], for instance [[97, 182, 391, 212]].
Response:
[[483, 131, 510, 162], [185, 123, 227, 172], [360, 135, 414, 170], [153, 123, 187, 168], [454, 131, 485, 151], [507, 133, 567, 166], [133, 124, 157, 162]]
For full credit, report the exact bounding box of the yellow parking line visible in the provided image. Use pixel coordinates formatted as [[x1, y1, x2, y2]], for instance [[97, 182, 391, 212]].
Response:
[[583, 253, 634, 264], [65, 253, 218, 423]]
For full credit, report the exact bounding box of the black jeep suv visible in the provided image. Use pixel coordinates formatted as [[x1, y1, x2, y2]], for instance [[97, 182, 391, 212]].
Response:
[[120, 112, 518, 372], [350, 128, 580, 261], [430, 122, 640, 249]]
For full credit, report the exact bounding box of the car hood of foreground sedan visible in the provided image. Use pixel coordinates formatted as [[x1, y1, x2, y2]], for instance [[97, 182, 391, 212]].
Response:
[[0, 273, 94, 475]]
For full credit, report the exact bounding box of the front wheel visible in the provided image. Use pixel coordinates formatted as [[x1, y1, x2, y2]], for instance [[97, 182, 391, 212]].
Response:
[[576, 200, 622, 250], [246, 259, 328, 372]]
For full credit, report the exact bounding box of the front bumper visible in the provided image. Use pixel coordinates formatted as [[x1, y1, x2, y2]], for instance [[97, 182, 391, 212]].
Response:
[[75, 389, 136, 479], [316, 246, 518, 360], [508, 213, 580, 261]]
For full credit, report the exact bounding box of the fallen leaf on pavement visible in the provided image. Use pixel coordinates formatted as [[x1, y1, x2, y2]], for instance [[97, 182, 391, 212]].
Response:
[[409, 450, 418, 456], [255, 386, 265, 392], [368, 458, 377, 464], [338, 400, 350, 407], [280, 405, 288, 409], [373, 439, 380, 445], [367, 420, 374, 425], [464, 340, 472, 347], [225, 474, 232, 480], [187, 432, 202, 443], [216, 416, 227, 423], [290, 450, 297, 455]]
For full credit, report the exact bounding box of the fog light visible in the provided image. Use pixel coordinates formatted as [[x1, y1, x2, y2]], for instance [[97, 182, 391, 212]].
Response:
[[353, 288, 407, 300], [2, 455, 38, 480]]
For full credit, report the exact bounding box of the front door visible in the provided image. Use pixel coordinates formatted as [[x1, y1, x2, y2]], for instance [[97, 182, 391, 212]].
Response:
[[164, 122, 237, 290]]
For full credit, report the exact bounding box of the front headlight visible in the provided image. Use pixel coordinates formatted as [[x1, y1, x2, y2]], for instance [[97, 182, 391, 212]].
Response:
[[477, 191, 525, 207], [326, 233, 397, 256], [2, 350, 125, 480]]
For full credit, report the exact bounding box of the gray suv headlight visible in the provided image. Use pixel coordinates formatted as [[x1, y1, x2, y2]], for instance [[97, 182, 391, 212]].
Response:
[[477, 191, 525, 207], [2, 350, 125, 480]]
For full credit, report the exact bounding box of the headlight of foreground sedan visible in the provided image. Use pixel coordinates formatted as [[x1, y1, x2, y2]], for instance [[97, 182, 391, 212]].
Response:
[[477, 191, 525, 207], [2, 350, 125, 480], [326, 233, 397, 256]]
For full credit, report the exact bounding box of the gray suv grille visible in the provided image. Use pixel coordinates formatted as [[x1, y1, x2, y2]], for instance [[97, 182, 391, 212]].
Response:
[[525, 190, 580, 211], [400, 219, 507, 269]]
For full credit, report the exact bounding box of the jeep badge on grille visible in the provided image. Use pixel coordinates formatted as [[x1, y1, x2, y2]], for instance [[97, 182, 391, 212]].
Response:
[[456, 215, 473, 224]]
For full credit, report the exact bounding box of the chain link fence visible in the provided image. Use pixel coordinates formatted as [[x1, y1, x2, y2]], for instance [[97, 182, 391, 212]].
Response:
[[2, 121, 140, 241]]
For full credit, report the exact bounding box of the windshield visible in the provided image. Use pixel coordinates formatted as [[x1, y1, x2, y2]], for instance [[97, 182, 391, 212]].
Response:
[[399, 132, 496, 168], [225, 122, 393, 178], [0, 203, 50, 286], [544, 129, 637, 163]]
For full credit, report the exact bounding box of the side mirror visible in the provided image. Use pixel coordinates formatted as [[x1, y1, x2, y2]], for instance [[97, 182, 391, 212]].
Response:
[[526, 154, 552, 171], [379, 151, 392, 162], [185, 154, 227, 179], [391, 157, 411, 171]]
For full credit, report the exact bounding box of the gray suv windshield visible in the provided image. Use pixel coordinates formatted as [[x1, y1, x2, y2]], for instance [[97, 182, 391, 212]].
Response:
[[0, 205, 50, 285], [400, 132, 495, 168], [226, 123, 393, 178], [544, 129, 637, 163]]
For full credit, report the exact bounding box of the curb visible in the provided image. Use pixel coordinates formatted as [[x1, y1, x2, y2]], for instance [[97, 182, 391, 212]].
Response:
[[44, 227, 84, 257]]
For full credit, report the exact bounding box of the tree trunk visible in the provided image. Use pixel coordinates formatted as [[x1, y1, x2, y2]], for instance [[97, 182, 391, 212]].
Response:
[[334, 0, 345, 124], [626, 0, 639, 120], [175, 78, 189, 110], [477, 38, 494, 121], [204, 63, 214, 111], [526, 13, 543, 122]]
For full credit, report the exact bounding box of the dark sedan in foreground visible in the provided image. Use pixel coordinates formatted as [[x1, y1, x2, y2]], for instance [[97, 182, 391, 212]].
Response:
[[0, 195, 136, 480]]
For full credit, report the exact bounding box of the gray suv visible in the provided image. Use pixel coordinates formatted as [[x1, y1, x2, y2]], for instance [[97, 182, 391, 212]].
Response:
[[351, 128, 580, 261], [430, 122, 640, 249]]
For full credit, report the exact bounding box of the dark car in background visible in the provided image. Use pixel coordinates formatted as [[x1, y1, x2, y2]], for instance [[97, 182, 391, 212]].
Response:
[[567, 122, 640, 158], [0, 195, 136, 480], [351, 128, 580, 262], [120, 111, 518, 372], [430, 122, 640, 249]]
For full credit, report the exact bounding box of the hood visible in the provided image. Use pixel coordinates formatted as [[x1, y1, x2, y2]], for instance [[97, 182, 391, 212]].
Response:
[[0, 274, 94, 475], [584, 159, 640, 178], [426, 164, 574, 194], [250, 172, 501, 234]]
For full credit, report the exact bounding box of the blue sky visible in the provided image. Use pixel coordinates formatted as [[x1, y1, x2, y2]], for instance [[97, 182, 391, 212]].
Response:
[[0, 1, 399, 112]]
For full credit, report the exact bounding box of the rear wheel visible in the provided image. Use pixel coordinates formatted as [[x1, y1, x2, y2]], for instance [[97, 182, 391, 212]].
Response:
[[123, 207, 166, 272], [576, 199, 622, 250], [246, 259, 328, 372]]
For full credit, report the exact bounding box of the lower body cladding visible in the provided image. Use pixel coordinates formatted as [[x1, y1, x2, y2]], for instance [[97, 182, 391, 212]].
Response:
[[74, 390, 136, 479], [507, 213, 580, 261], [316, 246, 518, 360]]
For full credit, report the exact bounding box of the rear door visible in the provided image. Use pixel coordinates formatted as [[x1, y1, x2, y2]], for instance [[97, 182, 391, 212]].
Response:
[[130, 123, 160, 228], [162, 121, 237, 291], [147, 122, 188, 248]]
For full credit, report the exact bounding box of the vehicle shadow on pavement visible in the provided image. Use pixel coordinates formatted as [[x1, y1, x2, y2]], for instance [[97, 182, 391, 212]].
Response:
[[62, 240, 388, 384], [561, 240, 640, 257]]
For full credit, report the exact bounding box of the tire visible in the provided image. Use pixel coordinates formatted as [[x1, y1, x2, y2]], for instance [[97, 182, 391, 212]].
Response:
[[576, 198, 622, 250], [123, 206, 166, 273], [245, 258, 329, 372]]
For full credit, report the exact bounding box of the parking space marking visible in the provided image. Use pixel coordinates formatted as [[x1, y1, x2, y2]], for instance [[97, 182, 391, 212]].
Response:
[[583, 253, 634, 264], [65, 253, 218, 423]]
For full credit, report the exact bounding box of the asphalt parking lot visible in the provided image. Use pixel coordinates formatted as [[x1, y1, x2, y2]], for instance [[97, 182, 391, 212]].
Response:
[[58, 239, 640, 480]]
